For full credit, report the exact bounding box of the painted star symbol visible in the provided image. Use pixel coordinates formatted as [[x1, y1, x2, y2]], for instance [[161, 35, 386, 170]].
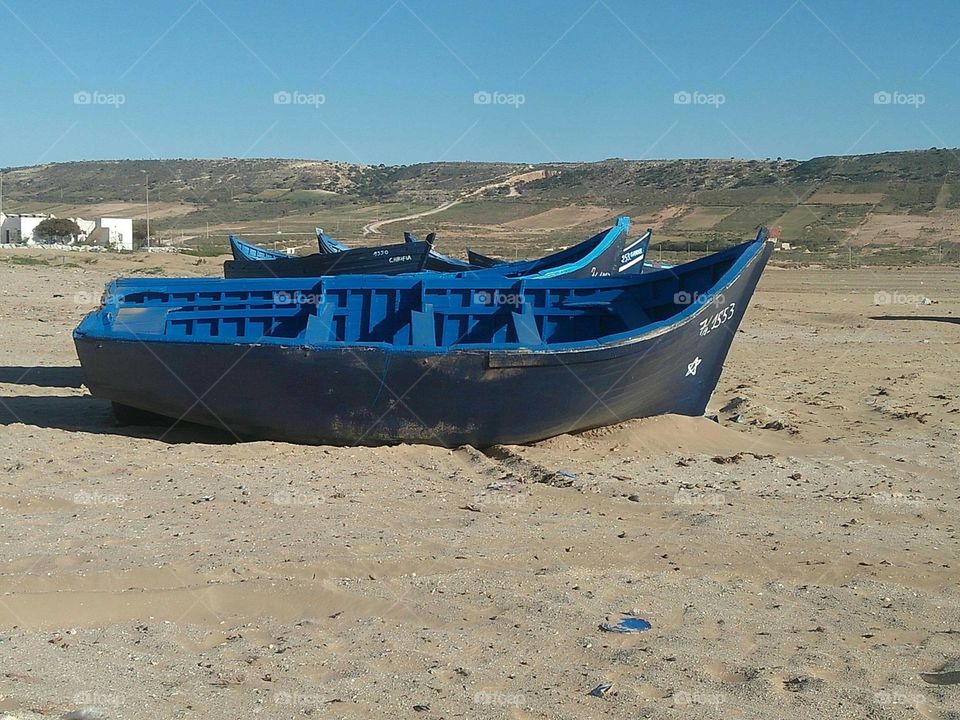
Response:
[[686, 356, 702, 377]]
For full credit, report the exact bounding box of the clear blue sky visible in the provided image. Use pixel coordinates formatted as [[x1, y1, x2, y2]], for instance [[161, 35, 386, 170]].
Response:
[[1, 0, 957, 167]]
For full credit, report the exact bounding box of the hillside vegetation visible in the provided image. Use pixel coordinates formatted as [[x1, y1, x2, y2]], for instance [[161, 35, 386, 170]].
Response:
[[2, 149, 958, 264]]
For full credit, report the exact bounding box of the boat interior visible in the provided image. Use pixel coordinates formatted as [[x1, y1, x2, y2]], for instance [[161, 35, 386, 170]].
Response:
[[90, 234, 767, 350], [229, 236, 290, 261]]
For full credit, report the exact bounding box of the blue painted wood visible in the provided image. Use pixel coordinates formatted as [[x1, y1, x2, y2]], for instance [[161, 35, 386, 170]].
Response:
[[470, 227, 662, 273], [224, 241, 432, 278], [74, 228, 773, 447], [304, 299, 335, 344], [316, 228, 349, 253], [411, 304, 437, 347], [323, 223, 655, 275], [237, 219, 639, 279], [229, 235, 289, 261], [466, 248, 499, 268], [512, 301, 543, 346], [404, 231, 476, 272], [317, 228, 476, 272], [322, 222, 656, 276]]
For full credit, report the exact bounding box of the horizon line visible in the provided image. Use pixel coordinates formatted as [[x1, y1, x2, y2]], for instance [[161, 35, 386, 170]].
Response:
[[1, 144, 954, 173]]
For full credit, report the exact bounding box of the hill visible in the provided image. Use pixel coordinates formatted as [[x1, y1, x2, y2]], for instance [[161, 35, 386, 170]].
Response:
[[2, 149, 958, 264]]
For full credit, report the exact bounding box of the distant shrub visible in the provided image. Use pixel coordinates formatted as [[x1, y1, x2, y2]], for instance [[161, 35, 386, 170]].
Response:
[[33, 217, 81, 242]]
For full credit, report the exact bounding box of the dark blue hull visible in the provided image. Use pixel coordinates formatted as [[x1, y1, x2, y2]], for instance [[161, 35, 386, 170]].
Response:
[[74, 241, 770, 447], [404, 232, 478, 272], [470, 233, 661, 273], [317, 230, 476, 271], [314, 222, 649, 278], [224, 241, 430, 278], [462, 223, 649, 279], [466, 249, 500, 268], [424, 252, 476, 272]]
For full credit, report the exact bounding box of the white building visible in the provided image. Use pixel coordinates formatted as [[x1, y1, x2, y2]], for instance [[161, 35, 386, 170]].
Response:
[[72, 217, 96, 240], [85, 217, 134, 251], [1, 212, 134, 250], [0, 213, 52, 244]]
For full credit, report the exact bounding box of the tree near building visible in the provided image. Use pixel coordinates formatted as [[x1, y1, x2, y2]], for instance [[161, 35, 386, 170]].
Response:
[[33, 218, 82, 242], [133, 219, 148, 249]]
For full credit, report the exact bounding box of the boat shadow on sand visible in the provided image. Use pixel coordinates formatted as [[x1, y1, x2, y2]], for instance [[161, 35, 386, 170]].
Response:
[[0, 366, 238, 444], [0, 365, 86, 388], [870, 315, 960, 325]]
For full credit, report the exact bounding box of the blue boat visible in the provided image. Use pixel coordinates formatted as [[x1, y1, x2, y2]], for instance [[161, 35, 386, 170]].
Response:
[[405, 232, 477, 272], [318, 228, 475, 272], [385, 220, 653, 278], [411, 228, 654, 275], [316, 228, 349, 253], [224, 239, 432, 278], [465, 248, 501, 268], [464, 217, 639, 279], [73, 228, 772, 447], [319, 223, 652, 277], [229, 235, 290, 261], [469, 230, 665, 272], [229, 218, 639, 280], [291, 221, 657, 278], [317, 228, 478, 271]]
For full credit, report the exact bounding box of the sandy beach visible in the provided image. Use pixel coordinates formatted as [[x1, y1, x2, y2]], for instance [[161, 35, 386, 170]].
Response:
[[0, 251, 957, 719]]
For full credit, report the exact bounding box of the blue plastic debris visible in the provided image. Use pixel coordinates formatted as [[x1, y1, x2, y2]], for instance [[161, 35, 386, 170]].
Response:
[[588, 682, 613, 698], [599, 616, 651, 633]]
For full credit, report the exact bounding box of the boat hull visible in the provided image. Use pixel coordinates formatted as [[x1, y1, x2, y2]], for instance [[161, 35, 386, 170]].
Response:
[[74, 242, 769, 447], [313, 221, 645, 278], [229, 236, 289, 261], [424, 252, 475, 272], [466, 249, 499, 268], [224, 241, 430, 278]]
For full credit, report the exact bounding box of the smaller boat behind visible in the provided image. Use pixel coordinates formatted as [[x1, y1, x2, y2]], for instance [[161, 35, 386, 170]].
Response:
[[465, 248, 499, 268], [223, 238, 431, 278], [227, 218, 638, 280], [463, 221, 649, 279], [230, 235, 290, 261], [319, 225, 653, 276], [316, 228, 349, 253], [468, 229, 665, 272], [403, 232, 476, 272], [318, 228, 482, 271]]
